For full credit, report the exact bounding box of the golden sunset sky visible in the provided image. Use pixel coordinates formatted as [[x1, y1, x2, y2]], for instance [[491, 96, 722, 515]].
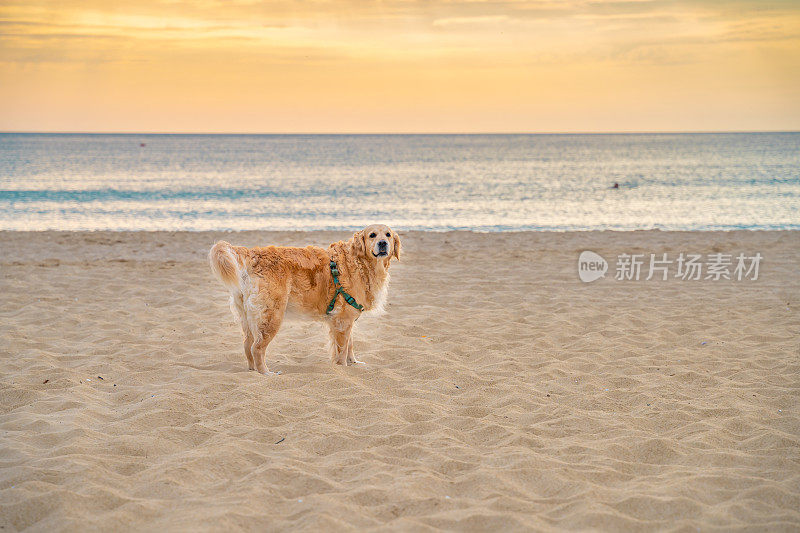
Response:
[[1, 0, 798, 132]]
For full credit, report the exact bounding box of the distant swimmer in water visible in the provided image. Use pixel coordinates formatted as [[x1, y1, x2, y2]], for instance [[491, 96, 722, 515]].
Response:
[[612, 182, 619, 189]]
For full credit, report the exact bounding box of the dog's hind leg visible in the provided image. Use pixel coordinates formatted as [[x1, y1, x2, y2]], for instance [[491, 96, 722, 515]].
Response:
[[250, 303, 286, 375], [242, 323, 255, 371], [231, 293, 255, 371]]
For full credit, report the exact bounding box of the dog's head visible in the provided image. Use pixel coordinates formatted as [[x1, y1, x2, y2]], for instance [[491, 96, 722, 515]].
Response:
[[352, 224, 401, 262]]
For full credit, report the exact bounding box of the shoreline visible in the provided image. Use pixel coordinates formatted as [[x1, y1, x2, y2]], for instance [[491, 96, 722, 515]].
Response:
[[2, 227, 798, 234], [2, 228, 796, 263]]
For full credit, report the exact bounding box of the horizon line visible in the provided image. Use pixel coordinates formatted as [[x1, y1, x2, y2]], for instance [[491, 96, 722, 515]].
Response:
[[1, 130, 799, 136]]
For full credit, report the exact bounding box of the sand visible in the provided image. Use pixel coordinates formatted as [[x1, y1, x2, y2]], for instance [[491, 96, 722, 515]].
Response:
[[0, 230, 798, 531]]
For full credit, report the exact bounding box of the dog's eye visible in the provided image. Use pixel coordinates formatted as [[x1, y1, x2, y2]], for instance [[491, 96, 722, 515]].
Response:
[[386, 232, 391, 237], [369, 232, 376, 238]]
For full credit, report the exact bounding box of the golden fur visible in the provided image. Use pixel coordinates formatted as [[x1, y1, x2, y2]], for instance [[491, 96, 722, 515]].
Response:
[[209, 225, 400, 373]]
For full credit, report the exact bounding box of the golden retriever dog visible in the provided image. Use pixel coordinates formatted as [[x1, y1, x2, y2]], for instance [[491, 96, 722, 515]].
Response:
[[209, 225, 400, 374]]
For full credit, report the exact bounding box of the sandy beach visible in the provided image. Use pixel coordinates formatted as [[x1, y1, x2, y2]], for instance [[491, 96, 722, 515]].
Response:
[[1, 229, 798, 531]]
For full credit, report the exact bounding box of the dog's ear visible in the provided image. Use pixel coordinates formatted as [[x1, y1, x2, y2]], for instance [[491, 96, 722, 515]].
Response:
[[392, 231, 401, 261], [352, 230, 366, 257]]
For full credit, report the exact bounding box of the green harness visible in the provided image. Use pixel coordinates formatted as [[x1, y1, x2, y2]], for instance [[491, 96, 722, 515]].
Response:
[[326, 260, 363, 314]]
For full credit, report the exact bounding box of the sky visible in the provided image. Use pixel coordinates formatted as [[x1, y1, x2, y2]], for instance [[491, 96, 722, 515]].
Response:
[[0, 0, 798, 133]]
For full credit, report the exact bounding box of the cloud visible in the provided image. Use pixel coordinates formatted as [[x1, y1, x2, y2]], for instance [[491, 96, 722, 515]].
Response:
[[432, 15, 511, 27], [721, 19, 800, 43]]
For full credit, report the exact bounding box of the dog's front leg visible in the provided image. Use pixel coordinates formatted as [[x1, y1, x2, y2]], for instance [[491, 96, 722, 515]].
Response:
[[345, 332, 364, 366], [328, 316, 354, 365]]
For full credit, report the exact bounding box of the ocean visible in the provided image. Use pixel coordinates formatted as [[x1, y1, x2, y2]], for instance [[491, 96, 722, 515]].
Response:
[[0, 132, 798, 232]]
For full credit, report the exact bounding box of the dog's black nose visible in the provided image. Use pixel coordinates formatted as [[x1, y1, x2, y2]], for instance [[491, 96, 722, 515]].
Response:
[[378, 240, 388, 250]]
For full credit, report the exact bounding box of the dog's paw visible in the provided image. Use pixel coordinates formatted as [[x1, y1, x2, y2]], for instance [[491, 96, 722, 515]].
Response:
[[347, 359, 366, 366]]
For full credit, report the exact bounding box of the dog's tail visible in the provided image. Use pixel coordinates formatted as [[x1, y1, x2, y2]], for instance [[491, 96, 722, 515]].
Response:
[[209, 241, 243, 290]]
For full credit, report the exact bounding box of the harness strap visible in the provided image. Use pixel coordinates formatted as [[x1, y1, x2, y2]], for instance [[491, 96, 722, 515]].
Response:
[[326, 260, 364, 314]]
